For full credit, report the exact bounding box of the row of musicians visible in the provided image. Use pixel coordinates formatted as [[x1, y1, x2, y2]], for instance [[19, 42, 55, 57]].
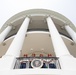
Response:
[[20, 60, 56, 69]]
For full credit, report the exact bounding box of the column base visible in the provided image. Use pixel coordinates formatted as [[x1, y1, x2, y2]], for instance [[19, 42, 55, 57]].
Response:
[[0, 55, 16, 70], [59, 55, 76, 70]]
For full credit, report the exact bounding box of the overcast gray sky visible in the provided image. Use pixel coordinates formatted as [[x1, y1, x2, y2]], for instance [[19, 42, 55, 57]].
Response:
[[0, 0, 76, 28]]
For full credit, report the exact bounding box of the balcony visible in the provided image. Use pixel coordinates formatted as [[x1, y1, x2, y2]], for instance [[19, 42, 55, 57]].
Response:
[[14, 57, 61, 69]]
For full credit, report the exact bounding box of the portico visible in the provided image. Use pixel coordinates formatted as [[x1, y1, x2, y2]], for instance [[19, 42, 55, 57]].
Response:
[[0, 9, 76, 74]]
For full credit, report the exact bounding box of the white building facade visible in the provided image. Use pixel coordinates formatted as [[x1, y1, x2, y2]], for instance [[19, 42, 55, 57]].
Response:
[[0, 9, 76, 75]]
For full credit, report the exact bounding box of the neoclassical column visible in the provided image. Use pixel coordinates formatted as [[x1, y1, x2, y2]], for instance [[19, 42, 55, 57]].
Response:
[[46, 17, 76, 70], [5, 17, 30, 57], [0, 26, 12, 43], [0, 17, 30, 70], [65, 25, 76, 43], [46, 17, 70, 57]]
